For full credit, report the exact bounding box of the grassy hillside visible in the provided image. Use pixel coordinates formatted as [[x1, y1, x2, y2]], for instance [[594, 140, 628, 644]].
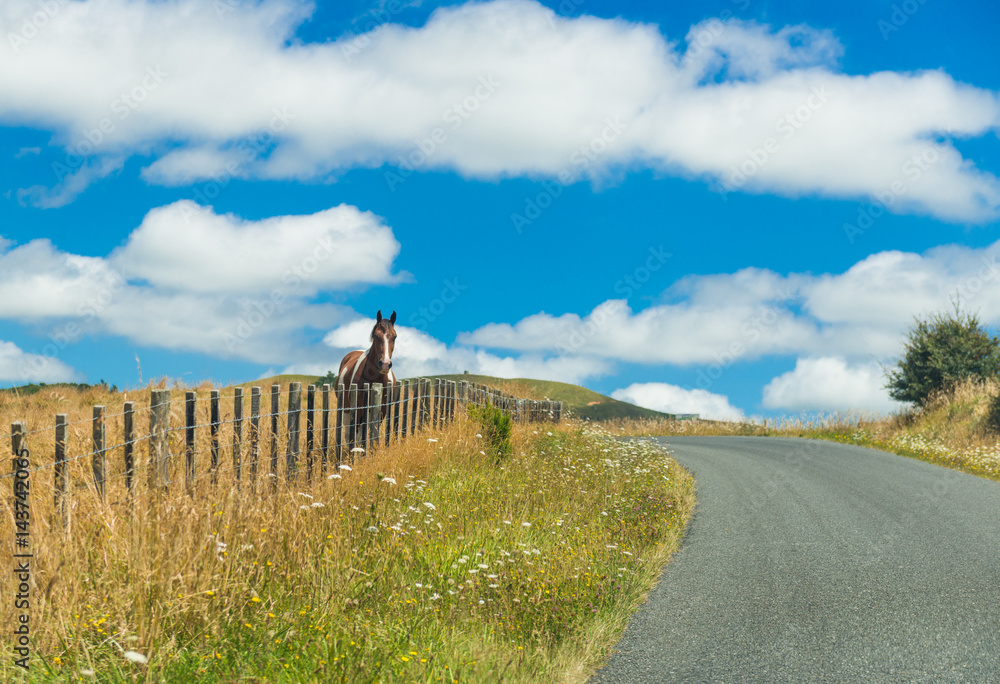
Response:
[[0, 377, 696, 683], [432, 374, 684, 421], [790, 378, 1000, 481]]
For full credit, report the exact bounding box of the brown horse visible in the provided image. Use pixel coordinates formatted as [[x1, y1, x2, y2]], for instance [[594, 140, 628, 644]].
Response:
[[337, 310, 397, 452]]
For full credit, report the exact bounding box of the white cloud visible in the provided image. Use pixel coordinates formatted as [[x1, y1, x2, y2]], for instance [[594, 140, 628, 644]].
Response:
[[460, 240, 1000, 366], [762, 357, 903, 414], [0, 340, 82, 384], [0, 202, 403, 363], [110, 201, 404, 294], [17, 156, 125, 209], [611, 382, 744, 421], [2, 0, 998, 220]]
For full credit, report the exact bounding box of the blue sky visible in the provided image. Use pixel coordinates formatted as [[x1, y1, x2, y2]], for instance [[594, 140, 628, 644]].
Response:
[[1, 0, 998, 420]]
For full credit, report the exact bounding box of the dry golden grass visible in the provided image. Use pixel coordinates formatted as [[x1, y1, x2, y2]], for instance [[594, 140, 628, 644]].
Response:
[[1, 382, 694, 682]]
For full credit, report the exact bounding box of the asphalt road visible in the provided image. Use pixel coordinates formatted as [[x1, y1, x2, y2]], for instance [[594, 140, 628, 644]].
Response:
[[592, 436, 1000, 683]]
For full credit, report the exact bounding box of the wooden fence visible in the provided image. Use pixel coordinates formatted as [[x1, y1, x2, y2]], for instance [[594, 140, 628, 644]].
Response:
[[6, 378, 563, 528]]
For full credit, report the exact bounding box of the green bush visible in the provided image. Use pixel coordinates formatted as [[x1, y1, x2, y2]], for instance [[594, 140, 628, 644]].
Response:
[[468, 400, 513, 462], [884, 303, 1000, 407], [986, 393, 1000, 435]]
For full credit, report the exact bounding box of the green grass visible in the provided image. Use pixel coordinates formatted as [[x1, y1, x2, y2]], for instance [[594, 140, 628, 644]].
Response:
[[434, 374, 678, 421], [1, 405, 693, 683]]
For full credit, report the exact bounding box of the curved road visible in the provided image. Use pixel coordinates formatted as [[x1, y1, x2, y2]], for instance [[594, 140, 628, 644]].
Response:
[[592, 437, 1000, 683]]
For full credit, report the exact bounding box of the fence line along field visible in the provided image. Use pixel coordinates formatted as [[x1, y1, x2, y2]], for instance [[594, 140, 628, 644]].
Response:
[[3, 378, 562, 524], [0, 377, 698, 682]]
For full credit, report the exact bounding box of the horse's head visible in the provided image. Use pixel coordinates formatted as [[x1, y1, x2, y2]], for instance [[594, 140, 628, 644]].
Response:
[[370, 310, 397, 375]]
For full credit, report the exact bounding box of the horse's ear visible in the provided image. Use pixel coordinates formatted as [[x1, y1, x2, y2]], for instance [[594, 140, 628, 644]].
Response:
[[377, 310, 383, 323], [390, 310, 396, 324]]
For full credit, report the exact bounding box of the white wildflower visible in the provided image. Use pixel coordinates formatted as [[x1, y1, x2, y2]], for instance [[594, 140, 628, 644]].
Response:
[[123, 651, 148, 665]]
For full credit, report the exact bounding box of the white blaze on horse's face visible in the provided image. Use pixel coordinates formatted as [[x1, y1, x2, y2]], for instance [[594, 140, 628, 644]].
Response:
[[378, 332, 393, 374]]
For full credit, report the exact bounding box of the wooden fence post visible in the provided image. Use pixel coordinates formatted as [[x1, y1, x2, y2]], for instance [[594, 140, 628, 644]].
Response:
[[321, 384, 330, 474], [270, 384, 280, 490], [185, 391, 196, 494], [11, 422, 25, 459], [124, 402, 135, 496], [286, 382, 302, 480], [390, 383, 400, 445], [360, 383, 370, 454], [92, 405, 106, 500], [54, 415, 69, 528], [428, 378, 440, 429], [11, 422, 26, 520], [149, 389, 171, 492], [385, 383, 394, 447], [306, 384, 315, 481], [210, 390, 221, 485], [410, 380, 419, 435], [234, 387, 243, 487], [417, 379, 427, 431], [399, 381, 409, 440], [369, 385, 382, 452], [250, 387, 261, 485], [335, 383, 345, 466], [348, 383, 359, 460]]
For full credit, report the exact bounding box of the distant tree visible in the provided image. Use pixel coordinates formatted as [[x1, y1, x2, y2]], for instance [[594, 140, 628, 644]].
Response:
[[316, 370, 338, 387], [884, 302, 1000, 406]]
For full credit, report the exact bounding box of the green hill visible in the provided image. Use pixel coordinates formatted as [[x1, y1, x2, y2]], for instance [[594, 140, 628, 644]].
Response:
[[230, 373, 693, 422], [432, 374, 690, 421]]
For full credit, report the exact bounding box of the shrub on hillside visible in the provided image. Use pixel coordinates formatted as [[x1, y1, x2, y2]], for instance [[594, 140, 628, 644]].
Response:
[[884, 303, 1000, 407], [468, 400, 513, 462], [986, 393, 1000, 435]]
